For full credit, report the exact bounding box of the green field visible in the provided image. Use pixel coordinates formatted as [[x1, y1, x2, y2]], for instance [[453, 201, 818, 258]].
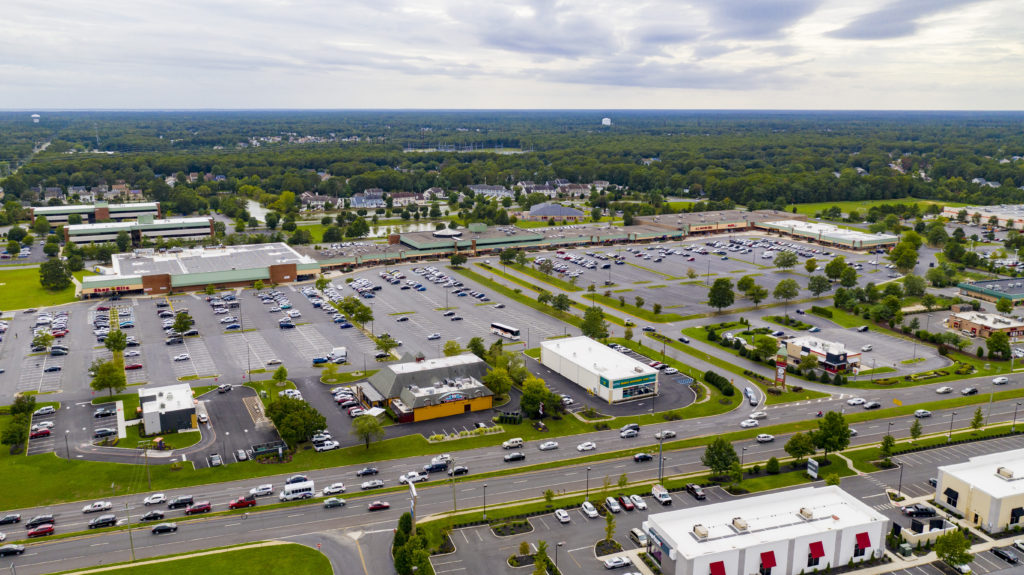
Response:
[[0, 268, 95, 310], [789, 198, 967, 217], [65, 543, 331, 575]]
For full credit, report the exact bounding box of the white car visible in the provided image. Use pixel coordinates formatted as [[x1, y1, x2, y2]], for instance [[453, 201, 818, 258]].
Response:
[[603, 556, 631, 569], [82, 501, 113, 514], [249, 484, 274, 497], [935, 386, 953, 394], [749, 411, 767, 419], [654, 430, 676, 440], [173, 353, 190, 361], [861, 344, 873, 352], [266, 358, 282, 365], [605, 497, 621, 513], [323, 482, 346, 495], [427, 333, 441, 340], [554, 509, 570, 524], [994, 376, 1009, 385], [577, 441, 597, 452], [663, 367, 678, 375], [315, 440, 340, 452], [143, 493, 166, 506], [914, 409, 932, 418], [740, 419, 759, 428], [219, 316, 237, 324], [756, 434, 775, 443], [538, 441, 559, 451], [629, 494, 647, 510], [31, 421, 54, 430], [846, 397, 866, 406], [399, 472, 428, 484], [581, 500, 599, 518], [125, 350, 141, 357]]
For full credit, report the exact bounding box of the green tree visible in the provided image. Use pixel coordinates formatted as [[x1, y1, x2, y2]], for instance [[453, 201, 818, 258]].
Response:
[[774, 250, 798, 270], [634, 296, 645, 309], [375, 334, 400, 357], [824, 256, 847, 281], [840, 266, 858, 288], [537, 291, 552, 306], [591, 206, 603, 222], [532, 541, 549, 575], [351, 414, 386, 449], [104, 329, 127, 355], [804, 258, 818, 274], [31, 331, 54, 350], [935, 530, 973, 567], [971, 407, 984, 431], [747, 284, 768, 307], [315, 276, 330, 291], [987, 331, 1010, 360], [172, 312, 194, 335], [879, 434, 896, 465], [1, 414, 30, 452], [773, 279, 800, 316], [467, 336, 486, 359], [43, 241, 59, 257], [808, 275, 831, 297], [581, 306, 609, 340], [10, 394, 37, 417], [997, 298, 1013, 315], [321, 362, 339, 380], [652, 303, 662, 315], [824, 473, 841, 486], [812, 411, 851, 462], [888, 241, 919, 274], [32, 216, 50, 236], [6, 240, 20, 256], [784, 432, 816, 465], [736, 275, 755, 293], [38, 257, 72, 290], [755, 337, 778, 361], [450, 253, 468, 267], [90, 360, 127, 397], [520, 376, 558, 419], [265, 397, 327, 448], [515, 250, 528, 266], [482, 367, 513, 400], [708, 278, 735, 312], [264, 212, 280, 230], [204, 284, 217, 296], [115, 230, 132, 252], [624, 326, 633, 341], [272, 365, 289, 385], [346, 216, 370, 238], [7, 226, 26, 243], [499, 249, 517, 265], [701, 437, 739, 477], [902, 274, 926, 297], [551, 294, 572, 312], [442, 340, 462, 357], [603, 510, 616, 542], [910, 418, 922, 442], [766, 456, 780, 474], [253, 279, 265, 291]]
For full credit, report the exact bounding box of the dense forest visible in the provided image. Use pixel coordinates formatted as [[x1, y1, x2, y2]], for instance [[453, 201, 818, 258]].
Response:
[[2, 111, 1023, 214]]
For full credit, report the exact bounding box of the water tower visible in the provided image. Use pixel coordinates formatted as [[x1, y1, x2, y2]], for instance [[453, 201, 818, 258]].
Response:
[[601, 117, 611, 126], [31, 114, 40, 123]]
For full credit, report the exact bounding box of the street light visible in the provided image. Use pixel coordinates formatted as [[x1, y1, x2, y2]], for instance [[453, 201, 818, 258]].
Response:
[[64, 430, 70, 462], [482, 484, 487, 520], [1014, 402, 1022, 433], [555, 541, 564, 569], [657, 434, 665, 483], [948, 411, 958, 442], [586, 466, 592, 501], [741, 446, 747, 469], [887, 421, 894, 437]]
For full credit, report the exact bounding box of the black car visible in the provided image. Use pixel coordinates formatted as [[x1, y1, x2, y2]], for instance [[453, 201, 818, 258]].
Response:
[[900, 504, 936, 518], [94, 407, 115, 418], [167, 496, 193, 509], [686, 484, 706, 500], [993, 547, 1020, 564], [25, 514, 54, 529], [89, 514, 118, 529], [0, 513, 20, 525], [863, 402, 881, 410], [633, 453, 653, 463], [962, 387, 979, 395], [140, 510, 165, 522], [374, 352, 389, 359], [183, 329, 200, 336], [43, 366, 61, 373], [0, 545, 25, 557], [151, 522, 178, 535], [677, 336, 690, 344], [448, 465, 470, 476], [504, 452, 526, 462], [356, 467, 379, 477], [286, 474, 309, 485]]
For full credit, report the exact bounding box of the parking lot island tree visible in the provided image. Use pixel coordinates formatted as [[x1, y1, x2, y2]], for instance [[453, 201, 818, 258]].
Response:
[[91, 360, 127, 397], [580, 305, 609, 340], [934, 529, 973, 567], [910, 418, 923, 442], [707, 278, 735, 312], [31, 331, 54, 351], [104, 329, 127, 355], [172, 311, 194, 335], [808, 275, 832, 297], [772, 278, 800, 317], [351, 414, 386, 449], [701, 436, 739, 478], [266, 397, 327, 448], [603, 509, 616, 543], [774, 250, 798, 271], [442, 340, 462, 357], [375, 334, 400, 358], [746, 283, 768, 308], [450, 253, 468, 268], [272, 365, 288, 385]]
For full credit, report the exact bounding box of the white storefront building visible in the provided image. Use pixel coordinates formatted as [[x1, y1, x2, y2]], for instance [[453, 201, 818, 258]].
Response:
[[642, 486, 889, 575], [539, 336, 658, 403]]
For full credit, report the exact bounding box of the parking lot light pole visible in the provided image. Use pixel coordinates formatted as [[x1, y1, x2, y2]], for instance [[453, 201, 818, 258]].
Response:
[[1014, 402, 1022, 433], [482, 484, 487, 520], [741, 446, 747, 469], [948, 411, 957, 442], [64, 430, 70, 462], [586, 466, 591, 501], [896, 459, 904, 500], [450, 457, 457, 512], [556, 541, 564, 569], [658, 435, 665, 483]]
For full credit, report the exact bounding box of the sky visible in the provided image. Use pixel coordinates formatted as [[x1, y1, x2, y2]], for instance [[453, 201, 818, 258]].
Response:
[[1, 0, 1021, 110]]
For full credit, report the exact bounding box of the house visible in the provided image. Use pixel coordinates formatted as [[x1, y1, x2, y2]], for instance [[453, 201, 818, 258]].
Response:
[[43, 187, 65, 202], [389, 192, 422, 207], [299, 192, 332, 211], [111, 183, 129, 197], [68, 186, 88, 198], [351, 190, 386, 209], [103, 189, 123, 201], [523, 202, 586, 222], [558, 183, 590, 197], [591, 180, 610, 191], [467, 184, 512, 199], [187, 172, 199, 184], [523, 184, 557, 197], [546, 179, 570, 187], [515, 180, 536, 190], [127, 189, 144, 201], [423, 187, 447, 200], [164, 175, 177, 188]]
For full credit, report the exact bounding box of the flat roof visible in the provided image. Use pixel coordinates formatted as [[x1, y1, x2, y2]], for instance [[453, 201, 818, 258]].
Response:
[[759, 220, 899, 243], [541, 336, 658, 382], [944, 205, 1024, 219], [939, 448, 1024, 499], [389, 354, 484, 375], [111, 243, 315, 277], [646, 486, 888, 559], [139, 383, 194, 413], [950, 311, 1024, 329], [959, 278, 1024, 298], [788, 335, 850, 356], [400, 225, 544, 250]]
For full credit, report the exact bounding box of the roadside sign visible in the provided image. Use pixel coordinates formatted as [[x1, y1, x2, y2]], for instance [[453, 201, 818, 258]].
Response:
[[807, 458, 819, 479]]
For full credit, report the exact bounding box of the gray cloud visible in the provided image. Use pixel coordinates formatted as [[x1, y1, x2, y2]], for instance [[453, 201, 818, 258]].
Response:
[[827, 0, 988, 39], [705, 0, 825, 40], [542, 54, 793, 90]]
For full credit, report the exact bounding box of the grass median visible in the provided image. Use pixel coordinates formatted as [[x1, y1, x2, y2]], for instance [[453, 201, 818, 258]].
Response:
[[450, 266, 582, 328], [51, 542, 329, 575], [508, 262, 583, 291], [587, 293, 685, 322]]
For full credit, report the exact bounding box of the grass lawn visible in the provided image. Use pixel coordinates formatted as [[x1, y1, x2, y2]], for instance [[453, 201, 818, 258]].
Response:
[[587, 293, 686, 322], [789, 198, 964, 218], [245, 380, 297, 407], [68, 543, 331, 575], [0, 268, 95, 310], [320, 369, 379, 384], [508, 262, 583, 291], [92, 393, 142, 417], [569, 301, 626, 326], [120, 424, 202, 450], [524, 347, 541, 359], [450, 266, 583, 328], [844, 423, 1016, 473]]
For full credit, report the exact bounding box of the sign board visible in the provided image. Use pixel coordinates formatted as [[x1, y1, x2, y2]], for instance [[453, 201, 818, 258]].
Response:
[[807, 458, 819, 479]]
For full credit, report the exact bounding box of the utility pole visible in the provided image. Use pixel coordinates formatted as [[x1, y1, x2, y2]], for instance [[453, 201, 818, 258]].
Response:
[[450, 457, 457, 512], [125, 502, 136, 562]]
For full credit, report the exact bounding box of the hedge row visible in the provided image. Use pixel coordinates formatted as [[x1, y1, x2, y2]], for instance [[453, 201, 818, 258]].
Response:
[[703, 370, 735, 397], [810, 306, 832, 318]]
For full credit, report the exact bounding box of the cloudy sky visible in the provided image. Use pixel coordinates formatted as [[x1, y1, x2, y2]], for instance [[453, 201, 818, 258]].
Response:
[[1, 0, 1020, 109]]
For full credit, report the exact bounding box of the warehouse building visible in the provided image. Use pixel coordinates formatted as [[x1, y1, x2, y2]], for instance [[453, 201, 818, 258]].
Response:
[[784, 335, 861, 374], [755, 220, 899, 250], [947, 311, 1024, 342], [539, 336, 657, 403], [935, 448, 1024, 532], [941, 205, 1024, 229], [64, 215, 214, 245], [637, 210, 801, 234], [365, 354, 492, 423], [521, 202, 586, 222], [139, 384, 196, 435], [958, 278, 1024, 305], [31, 201, 161, 226], [80, 243, 321, 298], [641, 485, 889, 575]]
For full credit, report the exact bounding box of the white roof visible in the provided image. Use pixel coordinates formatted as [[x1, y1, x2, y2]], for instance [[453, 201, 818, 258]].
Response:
[[541, 336, 658, 382], [390, 354, 483, 375], [763, 219, 898, 242], [951, 311, 1024, 330], [788, 335, 849, 356], [939, 448, 1024, 499], [138, 383, 194, 413], [646, 486, 888, 559]]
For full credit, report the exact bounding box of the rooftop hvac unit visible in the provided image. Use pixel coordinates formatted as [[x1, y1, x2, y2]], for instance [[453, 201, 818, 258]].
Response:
[[693, 525, 708, 538], [799, 507, 814, 519], [998, 466, 1015, 479], [732, 517, 749, 531]]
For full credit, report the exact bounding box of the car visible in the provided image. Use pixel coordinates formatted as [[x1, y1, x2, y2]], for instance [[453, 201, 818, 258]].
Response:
[[356, 467, 379, 477], [151, 522, 178, 535], [577, 441, 597, 452], [901, 504, 936, 517], [447, 465, 469, 476], [538, 441, 559, 451], [27, 524, 54, 538], [167, 495, 194, 509], [603, 556, 631, 569], [361, 479, 385, 490], [399, 471, 429, 484], [218, 383, 232, 393], [286, 474, 309, 484], [863, 402, 881, 409], [228, 496, 257, 510], [633, 453, 653, 463], [629, 494, 648, 511], [367, 501, 390, 512], [809, 326, 821, 333], [43, 366, 61, 372], [620, 428, 638, 439], [494, 303, 505, 309], [1015, 539, 1024, 553], [89, 514, 118, 529], [914, 409, 932, 418], [548, 508, 571, 524], [581, 500, 599, 518], [315, 440, 340, 452], [124, 350, 140, 357], [0, 544, 25, 557], [749, 411, 767, 419], [857, 326, 869, 332], [993, 547, 1020, 564], [442, 311, 456, 317], [184, 502, 212, 515], [93, 428, 116, 439], [605, 497, 622, 513], [29, 428, 51, 439], [83, 501, 113, 514], [30, 421, 54, 432], [654, 430, 676, 440], [861, 344, 873, 352], [94, 407, 115, 418], [140, 510, 165, 522], [125, 363, 143, 370], [936, 386, 953, 394], [209, 453, 223, 467], [323, 483, 347, 495], [197, 414, 209, 424], [426, 332, 441, 340], [0, 514, 20, 525], [450, 316, 463, 321], [686, 484, 706, 500], [952, 564, 971, 574], [846, 397, 865, 405], [739, 419, 759, 428], [250, 484, 273, 497], [618, 495, 636, 511], [756, 433, 775, 443], [642, 326, 656, 332], [225, 324, 241, 330], [173, 353, 190, 361], [504, 452, 526, 462], [324, 497, 346, 509], [994, 376, 1010, 385], [962, 387, 979, 395]]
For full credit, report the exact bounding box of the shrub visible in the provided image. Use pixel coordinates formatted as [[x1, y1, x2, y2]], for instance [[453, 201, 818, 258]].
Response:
[[811, 306, 832, 318], [766, 387, 782, 395], [702, 370, 735, 396], [766, 457, 780, 474]]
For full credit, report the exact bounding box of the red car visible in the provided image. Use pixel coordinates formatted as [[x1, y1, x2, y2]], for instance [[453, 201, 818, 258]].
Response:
[[617, 496, 635, 511], [367, 501, 390, 512], [30, 429, 51, 439], [27, 524, 55, 537], [228, 496, 256, 510], [184, 502, 211, 515], [51, 330, 68, 338], [97, 306, 109, 311], [125, 364, 143, 370]]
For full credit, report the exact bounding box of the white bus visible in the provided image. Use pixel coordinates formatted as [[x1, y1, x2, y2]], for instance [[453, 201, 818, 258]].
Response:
[[490, 322, 521, 341], [279, 480, 315, 501]]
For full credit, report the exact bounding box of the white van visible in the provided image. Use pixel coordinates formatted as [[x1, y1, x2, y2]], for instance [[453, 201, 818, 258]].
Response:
[[502, 438, 524, 449], [279, 480, 315, 501]]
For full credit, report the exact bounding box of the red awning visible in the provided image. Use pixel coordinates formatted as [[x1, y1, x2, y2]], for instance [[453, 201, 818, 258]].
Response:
[[709, 560, 726, 575], [809, 541, 825, 559], [760, 551, 777, 569], [855, 532, 871, 549]]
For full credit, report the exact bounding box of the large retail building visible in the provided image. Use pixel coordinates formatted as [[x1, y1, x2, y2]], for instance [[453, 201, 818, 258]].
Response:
[[642, 485, 889, 575], [936, 448, 1024, 532], [31, 202, 161, 226], [365, 354, 492, 422], [539, 336, 657, 403], [64, 215, 214, 245]]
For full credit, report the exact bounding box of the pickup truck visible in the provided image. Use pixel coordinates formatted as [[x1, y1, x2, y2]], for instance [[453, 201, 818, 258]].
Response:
[[228, 495, 257, 510]]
